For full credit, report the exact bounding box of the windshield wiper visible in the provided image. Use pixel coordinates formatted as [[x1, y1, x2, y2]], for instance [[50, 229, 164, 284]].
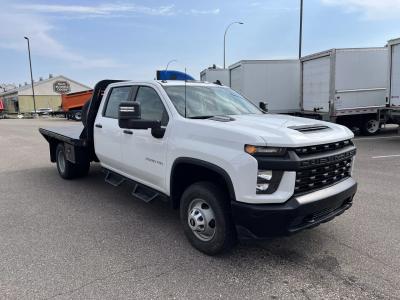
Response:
[[187, 115, 215, 119]]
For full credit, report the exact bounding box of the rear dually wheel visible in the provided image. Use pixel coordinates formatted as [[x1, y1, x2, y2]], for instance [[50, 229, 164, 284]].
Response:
[[56, 143, 89, 179]]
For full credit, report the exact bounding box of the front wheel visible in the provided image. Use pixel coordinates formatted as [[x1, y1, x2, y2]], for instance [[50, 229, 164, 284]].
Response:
[[180, 182, 236, 255], [361, 118, 380, 136]]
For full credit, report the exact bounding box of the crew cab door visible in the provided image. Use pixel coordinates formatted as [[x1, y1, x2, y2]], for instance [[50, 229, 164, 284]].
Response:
[[121, 85, 170, 192], [94, 85, 134, 171]]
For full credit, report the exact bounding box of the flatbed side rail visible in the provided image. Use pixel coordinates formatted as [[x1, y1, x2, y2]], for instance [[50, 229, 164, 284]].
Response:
[[39, 128, 86, 147]]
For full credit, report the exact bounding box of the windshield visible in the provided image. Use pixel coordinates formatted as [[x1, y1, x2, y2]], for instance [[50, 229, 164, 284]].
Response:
[[164, 86, 262, 118]]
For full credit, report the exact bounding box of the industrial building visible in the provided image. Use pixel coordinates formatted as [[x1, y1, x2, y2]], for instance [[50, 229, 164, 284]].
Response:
[[0, 75, 91, 114]]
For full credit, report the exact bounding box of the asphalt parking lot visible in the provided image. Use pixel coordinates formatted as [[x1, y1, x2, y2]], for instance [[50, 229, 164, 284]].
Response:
[[1, 118, 400, 299]]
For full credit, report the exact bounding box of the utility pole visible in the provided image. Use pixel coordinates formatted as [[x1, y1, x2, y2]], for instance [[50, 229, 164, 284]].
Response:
[[24, 36, 37, 115], [299, 0, 304, 59]]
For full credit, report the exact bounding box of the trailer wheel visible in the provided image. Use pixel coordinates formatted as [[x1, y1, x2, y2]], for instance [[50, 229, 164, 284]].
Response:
[[73, 110, 82, 121], [56, 143, 89, 179], [180, 182, 236, 255], [361, 118, 380, 136]]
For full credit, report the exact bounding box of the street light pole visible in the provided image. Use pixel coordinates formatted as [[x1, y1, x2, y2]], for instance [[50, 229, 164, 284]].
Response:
[[24, 36, 37, 115], [299, 0, 304, 59], [223, 21, 244, 69], [165, 59, 178, 71]]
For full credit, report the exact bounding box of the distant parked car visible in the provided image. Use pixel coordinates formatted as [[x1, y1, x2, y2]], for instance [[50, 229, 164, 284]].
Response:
[[33, 108, 53, 115]]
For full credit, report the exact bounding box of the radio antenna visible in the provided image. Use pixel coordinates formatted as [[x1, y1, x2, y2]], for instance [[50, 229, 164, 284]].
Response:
[[184, 67, 187, 118]]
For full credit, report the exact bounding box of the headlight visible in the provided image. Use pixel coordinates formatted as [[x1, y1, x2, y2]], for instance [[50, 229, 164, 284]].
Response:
[[245, 145, 286, 156]]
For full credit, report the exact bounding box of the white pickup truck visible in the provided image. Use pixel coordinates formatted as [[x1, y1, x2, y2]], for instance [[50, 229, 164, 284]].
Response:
[[40, 79, 357, 255]]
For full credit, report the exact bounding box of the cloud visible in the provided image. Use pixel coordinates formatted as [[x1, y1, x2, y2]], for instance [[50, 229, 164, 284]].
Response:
[[14, 3, 222, 18], [0, 8, 121, 69], [0, 2, 221, 71], [190, 8, 220, 15], [321, 0, 400, 20], [15, 3, 176, 17]]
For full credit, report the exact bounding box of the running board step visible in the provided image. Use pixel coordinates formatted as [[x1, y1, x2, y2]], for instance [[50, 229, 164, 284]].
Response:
[[131, 184, 159, 203], [102, 168, 167, 203], [104, 170, 125, 187]]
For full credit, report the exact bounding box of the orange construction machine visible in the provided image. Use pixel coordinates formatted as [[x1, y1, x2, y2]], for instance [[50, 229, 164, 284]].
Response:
[[62, 90, 93, 121]]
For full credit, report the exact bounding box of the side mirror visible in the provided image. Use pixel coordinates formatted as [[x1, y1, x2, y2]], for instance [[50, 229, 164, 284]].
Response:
[[259, 101, 268, 112], [118, 102, 161, 130]]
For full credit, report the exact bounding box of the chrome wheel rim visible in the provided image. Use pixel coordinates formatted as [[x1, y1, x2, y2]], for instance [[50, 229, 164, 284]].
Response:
[[187, 198, 216, 242], [57, 149, 66, 174], [366, 119, 379, 133]]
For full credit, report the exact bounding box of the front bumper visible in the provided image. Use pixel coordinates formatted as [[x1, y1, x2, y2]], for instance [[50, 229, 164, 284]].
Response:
[[231, 178, 357, 239]]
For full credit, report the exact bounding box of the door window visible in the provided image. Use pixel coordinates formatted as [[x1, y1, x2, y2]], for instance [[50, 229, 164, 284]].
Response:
[[135, 86, 169, 126], [103, 86, 132, 118]]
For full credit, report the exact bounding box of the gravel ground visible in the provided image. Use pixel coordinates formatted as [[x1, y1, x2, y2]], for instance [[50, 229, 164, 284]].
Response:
[[0, 118, 399, 299]]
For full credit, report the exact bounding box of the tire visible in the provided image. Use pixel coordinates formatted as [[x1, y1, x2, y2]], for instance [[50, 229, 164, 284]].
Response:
[[73, 110, 82, 121], [56, 143, 90, 179], [361, 118, 380, 136], [180, 182, 236, 255]]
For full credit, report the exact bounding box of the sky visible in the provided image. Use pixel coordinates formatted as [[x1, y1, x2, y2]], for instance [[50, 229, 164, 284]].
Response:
[[1, 0, 400, 87]]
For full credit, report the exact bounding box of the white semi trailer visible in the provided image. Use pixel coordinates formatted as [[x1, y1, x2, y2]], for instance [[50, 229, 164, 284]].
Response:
[[300, 47, 393, 135], [229, 60, 300, 113], [200, 66, 230, 86], [387, 38, 400, 127], [388, 38, 400, 107]]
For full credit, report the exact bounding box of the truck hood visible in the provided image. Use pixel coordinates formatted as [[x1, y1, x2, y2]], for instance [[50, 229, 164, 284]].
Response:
[[202, 114, 354, 147]]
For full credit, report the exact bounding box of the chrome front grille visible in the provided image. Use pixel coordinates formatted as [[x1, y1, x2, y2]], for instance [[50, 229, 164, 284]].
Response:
[[294, 157, 353, 195]]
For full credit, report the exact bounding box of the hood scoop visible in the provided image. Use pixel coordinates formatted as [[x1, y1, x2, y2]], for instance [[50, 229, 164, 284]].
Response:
[[288, 124, 331, 133]]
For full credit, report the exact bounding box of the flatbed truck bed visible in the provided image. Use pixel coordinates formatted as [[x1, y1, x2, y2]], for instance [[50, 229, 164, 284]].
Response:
[[39, 125, 92, 166], [39, 126, 85, 146]]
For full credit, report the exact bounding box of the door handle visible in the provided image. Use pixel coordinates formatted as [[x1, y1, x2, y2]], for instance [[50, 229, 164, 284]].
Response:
[[123, 130, 133, 135], [95, 124, 102, 128]]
